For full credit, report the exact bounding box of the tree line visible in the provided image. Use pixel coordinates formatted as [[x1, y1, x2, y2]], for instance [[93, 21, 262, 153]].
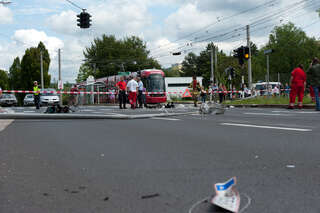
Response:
[[165, 23, 320, 88]]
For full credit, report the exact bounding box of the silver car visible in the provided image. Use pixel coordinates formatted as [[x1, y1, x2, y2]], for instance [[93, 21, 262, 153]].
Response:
[[23, 94, 35, 106], [40, 89, 60, 106], [0, 94, 18, 106]]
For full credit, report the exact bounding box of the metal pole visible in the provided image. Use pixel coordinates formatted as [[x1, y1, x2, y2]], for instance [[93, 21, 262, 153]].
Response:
[[40, 51, 44, 90], [214, 46, 218, 84], [210, 44, 214, 102], [58, 49, 62, 105], [267, 54, 270, 97], [97, 86, 100, 105], [246, 25, 252, 90]]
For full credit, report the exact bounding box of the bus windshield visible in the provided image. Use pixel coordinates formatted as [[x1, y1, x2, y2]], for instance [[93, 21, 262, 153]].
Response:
[[146, 74, 165, 92]]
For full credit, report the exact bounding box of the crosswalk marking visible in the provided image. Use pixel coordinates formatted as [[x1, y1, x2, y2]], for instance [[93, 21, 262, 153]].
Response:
[[0, 120, 14, 132], [151, 117, 180, 121]]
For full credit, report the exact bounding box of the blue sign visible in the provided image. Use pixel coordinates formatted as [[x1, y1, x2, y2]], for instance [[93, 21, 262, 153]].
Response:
[[216, 177, 235, 191]]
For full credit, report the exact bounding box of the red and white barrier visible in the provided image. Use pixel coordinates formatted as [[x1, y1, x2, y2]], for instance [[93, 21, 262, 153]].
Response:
[[0, 89, 290, 95]]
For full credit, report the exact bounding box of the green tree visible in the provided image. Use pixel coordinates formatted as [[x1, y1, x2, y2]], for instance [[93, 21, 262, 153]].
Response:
[[8, 57, 22, 90], [82, 35, 161, 79], [0, 70, 9, 90], [20, 42, 51, 90], [76, 63, 95, 83], [260, 23, 320, 84], [163, 65, 181, 77]]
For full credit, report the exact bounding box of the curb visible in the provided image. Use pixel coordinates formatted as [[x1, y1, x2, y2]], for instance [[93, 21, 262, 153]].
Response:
[[225, 104, 316, 109], [0, 111, 197, 120]]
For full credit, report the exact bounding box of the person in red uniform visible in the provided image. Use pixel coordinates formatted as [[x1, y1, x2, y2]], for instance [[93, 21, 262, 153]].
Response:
[[288, 64, 306, 109], [116, 76, 127, 109]]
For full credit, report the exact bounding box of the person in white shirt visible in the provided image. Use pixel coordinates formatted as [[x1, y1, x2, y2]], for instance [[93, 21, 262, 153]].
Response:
[[127, 76, 139, 109], [137, 77, 145, 108]]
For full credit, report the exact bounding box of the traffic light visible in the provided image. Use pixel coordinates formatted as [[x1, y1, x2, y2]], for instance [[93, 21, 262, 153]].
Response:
[[172, 52, 181, 56], [244, 46, 250, 60], [77, 11, 92, 29]]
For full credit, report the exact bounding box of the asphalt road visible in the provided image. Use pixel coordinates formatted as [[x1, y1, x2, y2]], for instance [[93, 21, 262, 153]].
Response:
[[0, 107, 320, 213]]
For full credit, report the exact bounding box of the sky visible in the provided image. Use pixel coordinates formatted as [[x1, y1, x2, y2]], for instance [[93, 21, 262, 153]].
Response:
[[0, 0, 319, 83]]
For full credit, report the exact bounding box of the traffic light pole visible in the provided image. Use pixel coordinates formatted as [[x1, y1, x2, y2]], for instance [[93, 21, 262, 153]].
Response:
[[246, 25, 252, 90], [267, 54, 270, 97], [210, 44, 214, 102]]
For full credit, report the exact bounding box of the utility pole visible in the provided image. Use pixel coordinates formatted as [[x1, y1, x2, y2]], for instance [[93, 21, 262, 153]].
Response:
[[246, 25, 252, 90], [58, 49, 62, 105], [40, 51, 44, 90], [210, 43, 214, 102], [215, 46, 218, 84]]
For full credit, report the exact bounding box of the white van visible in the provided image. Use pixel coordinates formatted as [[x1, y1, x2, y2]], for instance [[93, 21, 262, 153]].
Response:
[[254, 82, 281, 96]]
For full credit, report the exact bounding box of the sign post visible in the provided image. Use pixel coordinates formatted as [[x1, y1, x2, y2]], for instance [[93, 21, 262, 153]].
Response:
[[86, 75, 95, 104], [264, 49, 274, 97]]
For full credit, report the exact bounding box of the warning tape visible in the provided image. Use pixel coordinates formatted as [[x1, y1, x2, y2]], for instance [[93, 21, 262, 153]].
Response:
[[0, 89, 290, 95]]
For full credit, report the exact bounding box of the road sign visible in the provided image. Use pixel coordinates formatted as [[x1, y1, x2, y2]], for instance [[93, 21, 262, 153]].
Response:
[[264, 49, 274, 55], [211, 177, 240, 213], [182, 88, 192, 98], [86, 75, 95, 85], [118, 72, 130, 76], [58, 80, 63, 90]]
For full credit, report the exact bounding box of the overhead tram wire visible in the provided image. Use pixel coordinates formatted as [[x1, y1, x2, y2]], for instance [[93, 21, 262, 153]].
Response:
[[150, 0, 315, 58], [148, 0, 279, 53], [64, 0, 84, 10], [150, 0, 318, 59]]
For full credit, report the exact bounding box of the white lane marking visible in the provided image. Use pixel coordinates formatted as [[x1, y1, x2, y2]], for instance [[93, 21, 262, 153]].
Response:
[[23, 111, 36, 113], [99, 109, 113, 111], [81, 109, 94, 112], [105, 113, 125, 116], [286, 165, 295, 168], [92, 111, 103, 114], [151, 117, 180, 121], [272, 110, 320, 114], [244, 112, 290, 116], [221, 123, 312, 132], [0, 120, 14, 132]]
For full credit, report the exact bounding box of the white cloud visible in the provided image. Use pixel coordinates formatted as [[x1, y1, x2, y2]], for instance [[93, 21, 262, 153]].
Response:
[[0, 5, 13, 24], [12, 29, 64, 58]]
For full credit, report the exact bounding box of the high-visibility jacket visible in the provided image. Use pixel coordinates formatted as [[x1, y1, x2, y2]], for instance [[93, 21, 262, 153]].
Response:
[[33, 86, 40, 95]]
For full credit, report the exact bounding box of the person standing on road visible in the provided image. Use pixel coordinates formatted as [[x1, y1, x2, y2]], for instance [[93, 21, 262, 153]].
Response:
[[200, 86, 206, 103], [33, 81, 41, 109], [116, 76, 127, 109], [288, 64, 306, 109], [137, 77, 144, 108], [127, 76, 139, 109], [190, 75, 200, 107], [307, 58, 320, 111]]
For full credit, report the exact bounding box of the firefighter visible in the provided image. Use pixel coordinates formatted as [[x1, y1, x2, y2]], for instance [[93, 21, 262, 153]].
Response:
[[33, 81, 41, 109], [190, 75, 200, 107], [288, 64, 306, 109]]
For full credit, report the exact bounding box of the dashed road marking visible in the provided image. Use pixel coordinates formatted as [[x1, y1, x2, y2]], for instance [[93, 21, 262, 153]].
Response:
[[244, 112, 291, 116], [23, 111, 36, 113], [221, 123, 312, 132], [151, 117, 181, 121]]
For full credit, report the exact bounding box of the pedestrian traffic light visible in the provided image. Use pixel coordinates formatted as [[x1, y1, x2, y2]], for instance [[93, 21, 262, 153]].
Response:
[[77, 10, 92, 29]]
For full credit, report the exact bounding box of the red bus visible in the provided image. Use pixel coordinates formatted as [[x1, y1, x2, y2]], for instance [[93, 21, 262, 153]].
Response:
[[139, 69, 167, 104]]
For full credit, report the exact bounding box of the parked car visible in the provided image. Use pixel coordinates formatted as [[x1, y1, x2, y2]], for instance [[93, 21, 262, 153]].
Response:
[[0, 94, 18, 106], [23, 94, 35, 106], [40, 89, 60, 106]]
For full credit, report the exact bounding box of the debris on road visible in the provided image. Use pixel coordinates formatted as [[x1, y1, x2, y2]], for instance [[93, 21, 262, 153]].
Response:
[[211, 177, 240, 213], [286, 165, 295, 168], [141, 193, 160, 199], [103, 196, 109, 201]]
